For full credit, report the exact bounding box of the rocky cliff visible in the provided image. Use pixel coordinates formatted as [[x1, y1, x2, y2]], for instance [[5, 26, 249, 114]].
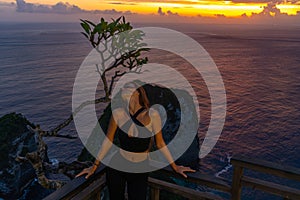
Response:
[[0, 113, 38, 199]]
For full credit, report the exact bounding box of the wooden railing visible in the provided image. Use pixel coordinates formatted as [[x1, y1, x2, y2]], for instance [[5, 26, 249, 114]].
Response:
[[43, 156, 300, 200], [44, 164, 107, 200], [230, 156, 300, 200], [148, 165, 230, 200]]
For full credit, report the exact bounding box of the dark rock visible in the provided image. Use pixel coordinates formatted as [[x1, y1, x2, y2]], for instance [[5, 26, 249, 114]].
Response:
[[19, 179, 55, 200], [0, 113, 38, 199]]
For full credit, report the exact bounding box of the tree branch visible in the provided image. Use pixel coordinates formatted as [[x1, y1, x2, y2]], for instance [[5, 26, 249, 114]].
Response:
[[16, 126, 94, 190], [48, 97, 109, 136], [108, 70, 127, 96]]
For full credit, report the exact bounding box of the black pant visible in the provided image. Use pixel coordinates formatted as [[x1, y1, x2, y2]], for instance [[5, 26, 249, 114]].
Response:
[[106, 152, 149, 200], [106, 167, 148, 200]]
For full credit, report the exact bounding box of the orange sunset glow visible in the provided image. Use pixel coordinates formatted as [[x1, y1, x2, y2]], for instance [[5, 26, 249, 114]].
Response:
[[2, 0, 300, 18], [10, 0, 300, 17]]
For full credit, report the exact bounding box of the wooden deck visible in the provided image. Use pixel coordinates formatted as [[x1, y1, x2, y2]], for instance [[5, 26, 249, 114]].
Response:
[[43, 156, 300, 200]]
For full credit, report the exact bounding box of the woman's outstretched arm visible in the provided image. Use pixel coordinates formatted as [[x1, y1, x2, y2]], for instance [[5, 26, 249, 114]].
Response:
[[76, 112, 118, 179], [93, 113, 118, 165], [150, 110, 196, 178]]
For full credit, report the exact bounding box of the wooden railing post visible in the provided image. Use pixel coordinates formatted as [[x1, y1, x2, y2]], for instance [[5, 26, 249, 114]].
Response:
[[150, 187, 160, 200], [94, 191, 101, 200], [231, 165, 244, 200]]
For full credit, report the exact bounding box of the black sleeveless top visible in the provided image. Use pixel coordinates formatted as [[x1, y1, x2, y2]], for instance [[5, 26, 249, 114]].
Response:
[[117, 107, 152, 153]]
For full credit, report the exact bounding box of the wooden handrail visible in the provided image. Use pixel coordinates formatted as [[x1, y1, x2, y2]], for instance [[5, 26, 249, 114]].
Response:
[[148, 177, 225, 200], [242, 176, 300, 199], [231, 155, 300, 182], [230, 156, 300, 200], [158, 165, 231, 193], [43, 165, 106, 200]]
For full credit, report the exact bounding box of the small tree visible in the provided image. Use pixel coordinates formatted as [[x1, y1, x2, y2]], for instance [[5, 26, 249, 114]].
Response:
[[15, 16, 149, 190], [80, 16, 148, 100]]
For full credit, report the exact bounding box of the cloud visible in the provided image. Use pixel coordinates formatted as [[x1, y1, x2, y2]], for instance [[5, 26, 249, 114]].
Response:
[[106, 0, 211, 4], [52, 2, 83, 14], [0, 2, 15, 6], [239, 1, 295, 18], [107, 0, 296, 4], [167, 10, 179, 16], [15, 0, 134, 15], [230, 0, 299, 3], [251, 2, 288, 17], [108, 2, 137, 5], [0, 2, 15, 12], [214, 14, 226, 18], [108, 0, 300, 4], [157, 7, 165, 16], [157, 7, 180, 16], [16, 0, 83, 14], [93, 8, 125, 15], [241, 13, 248, 17]]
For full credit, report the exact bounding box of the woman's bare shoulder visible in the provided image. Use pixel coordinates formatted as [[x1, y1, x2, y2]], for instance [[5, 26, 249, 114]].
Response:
[[112, 108, 126, 120], [149, 108, 160, 118]]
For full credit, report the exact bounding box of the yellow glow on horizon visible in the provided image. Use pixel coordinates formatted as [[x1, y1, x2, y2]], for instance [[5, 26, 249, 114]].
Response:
[[2, 0, 300, 18], [277, 4, 300, 15], [99, 1, 300, 17], [120, 1, 265, 17], [191, 3, 264, 17]]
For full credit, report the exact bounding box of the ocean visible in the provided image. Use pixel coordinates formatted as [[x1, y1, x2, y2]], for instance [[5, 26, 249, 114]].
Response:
[[0, 22, 299, 199]]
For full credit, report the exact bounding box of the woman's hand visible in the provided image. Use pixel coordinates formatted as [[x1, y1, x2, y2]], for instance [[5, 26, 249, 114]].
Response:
[[174, 165, 196, 178], [75, 165, 97, 179]]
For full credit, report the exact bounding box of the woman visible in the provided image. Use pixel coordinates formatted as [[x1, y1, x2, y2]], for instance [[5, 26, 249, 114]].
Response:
[[76, 81, 196, 200]]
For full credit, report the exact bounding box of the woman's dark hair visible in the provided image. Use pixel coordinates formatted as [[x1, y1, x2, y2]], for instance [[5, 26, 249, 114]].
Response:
[[124, 80, 150, 109]]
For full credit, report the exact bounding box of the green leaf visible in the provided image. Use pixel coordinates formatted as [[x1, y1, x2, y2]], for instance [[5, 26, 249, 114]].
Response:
[[85, 20, 96, 27], [81, 32, 89, 39], [115, 16, 122, 24], [93, 24, 102, 34], [80, 22, 90, 34]]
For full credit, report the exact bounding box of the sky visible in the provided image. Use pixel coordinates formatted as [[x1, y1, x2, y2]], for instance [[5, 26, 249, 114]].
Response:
[[0, 0, 300, 24]]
